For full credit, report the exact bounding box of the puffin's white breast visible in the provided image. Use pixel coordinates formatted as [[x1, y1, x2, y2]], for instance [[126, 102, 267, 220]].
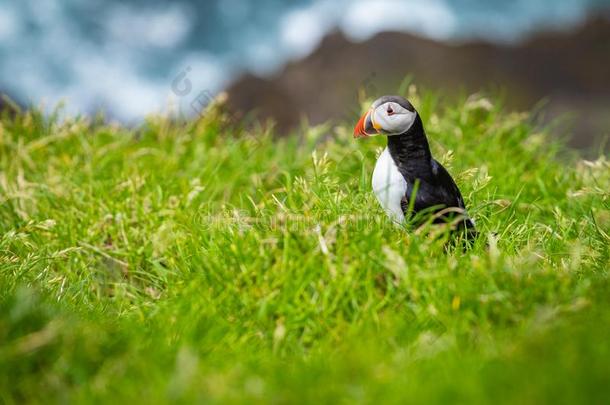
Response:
[[372, 147, 408, 223]]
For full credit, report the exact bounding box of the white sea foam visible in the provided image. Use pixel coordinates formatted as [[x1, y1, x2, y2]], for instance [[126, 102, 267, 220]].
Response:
[[341, 0, 457, 41], [0, 0, 600, 120]]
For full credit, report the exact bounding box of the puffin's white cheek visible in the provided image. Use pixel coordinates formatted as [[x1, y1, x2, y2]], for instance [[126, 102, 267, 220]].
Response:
[[397, 111, 416, 132], [374, 110, 416, 135], [373, 109, 393, 132]]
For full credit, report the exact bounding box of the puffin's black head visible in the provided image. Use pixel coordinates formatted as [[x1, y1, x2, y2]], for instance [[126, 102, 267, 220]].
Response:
[[354, 95, 417, 138]]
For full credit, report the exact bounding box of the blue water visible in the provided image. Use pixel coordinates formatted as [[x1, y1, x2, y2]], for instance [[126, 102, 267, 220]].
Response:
[[0, 0, 607, 120]]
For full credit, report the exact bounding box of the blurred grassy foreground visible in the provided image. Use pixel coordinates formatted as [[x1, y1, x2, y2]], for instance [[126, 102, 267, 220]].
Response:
[[0, 91, 609, 403]]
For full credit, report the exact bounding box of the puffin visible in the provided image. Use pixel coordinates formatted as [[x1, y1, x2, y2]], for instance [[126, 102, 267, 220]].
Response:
[[354, 95, 475, 236]]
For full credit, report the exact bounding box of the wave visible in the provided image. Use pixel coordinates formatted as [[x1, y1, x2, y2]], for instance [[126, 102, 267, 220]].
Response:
[[0, 0, 605, 120]]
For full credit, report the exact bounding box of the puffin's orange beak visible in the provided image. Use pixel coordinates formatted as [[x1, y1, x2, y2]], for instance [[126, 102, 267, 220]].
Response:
[[354, 110, 377, 138]]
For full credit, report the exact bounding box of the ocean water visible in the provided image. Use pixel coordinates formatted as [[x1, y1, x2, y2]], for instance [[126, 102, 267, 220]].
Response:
[[0, 0, 607, 120]]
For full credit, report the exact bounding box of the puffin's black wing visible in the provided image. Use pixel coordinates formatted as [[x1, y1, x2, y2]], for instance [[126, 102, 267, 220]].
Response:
[[430, 159, 468, 210], [401, 159, 475, 230]]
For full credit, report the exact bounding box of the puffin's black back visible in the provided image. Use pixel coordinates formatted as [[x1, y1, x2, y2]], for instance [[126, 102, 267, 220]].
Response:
[[387, 114, 475, 232]]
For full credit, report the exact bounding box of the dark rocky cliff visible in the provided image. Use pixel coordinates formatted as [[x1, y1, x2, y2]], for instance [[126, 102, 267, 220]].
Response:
[[227, 16, 610, 148]]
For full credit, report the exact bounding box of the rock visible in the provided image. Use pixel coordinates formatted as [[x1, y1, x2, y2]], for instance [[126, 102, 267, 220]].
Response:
[[227, 15, 610, 148], [0, 92, 20, 117]]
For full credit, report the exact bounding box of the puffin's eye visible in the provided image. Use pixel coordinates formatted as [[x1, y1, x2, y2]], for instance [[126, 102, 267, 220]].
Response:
[[386, 105, 394, 115]]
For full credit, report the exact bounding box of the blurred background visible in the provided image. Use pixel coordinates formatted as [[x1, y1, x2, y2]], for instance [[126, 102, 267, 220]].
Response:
[[1, 0, 609, 148]]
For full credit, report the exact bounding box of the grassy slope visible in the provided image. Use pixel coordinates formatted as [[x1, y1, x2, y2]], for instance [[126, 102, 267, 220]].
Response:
[[0, 92, 609, 403]]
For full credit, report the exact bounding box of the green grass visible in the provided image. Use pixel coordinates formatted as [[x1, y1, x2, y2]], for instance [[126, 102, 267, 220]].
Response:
[[0, 91, 609, 404]]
